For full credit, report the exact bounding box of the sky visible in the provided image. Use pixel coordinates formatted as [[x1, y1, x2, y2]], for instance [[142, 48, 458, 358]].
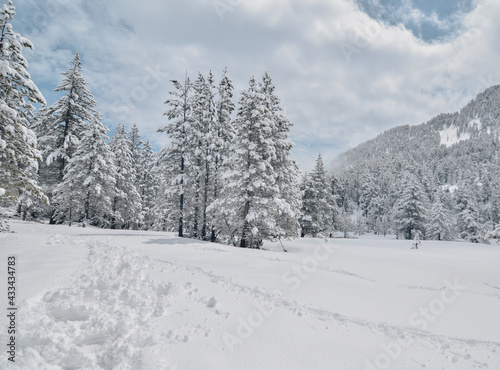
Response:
[[11, 0, 500, 171]]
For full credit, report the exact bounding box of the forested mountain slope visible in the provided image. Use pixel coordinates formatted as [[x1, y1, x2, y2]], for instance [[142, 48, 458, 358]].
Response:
[[330, 85, 500, 241]]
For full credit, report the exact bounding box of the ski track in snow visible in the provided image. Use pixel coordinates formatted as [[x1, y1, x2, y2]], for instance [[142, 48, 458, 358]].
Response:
[[2, 231, 499, 369], [154, 253, 500, 369]]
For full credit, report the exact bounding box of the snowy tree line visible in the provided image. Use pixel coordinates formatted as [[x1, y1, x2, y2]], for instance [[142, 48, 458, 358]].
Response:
[[154, 70, 301, 248], [2, 0, 499, 244], [329, 89, 500, 243], [298, 151, 499, 244], [0, 2, 301, 247], [30, 65, 300, 248]]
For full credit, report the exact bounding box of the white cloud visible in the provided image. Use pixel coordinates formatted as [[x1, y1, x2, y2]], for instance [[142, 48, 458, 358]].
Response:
[[12, 0, 500, 171]]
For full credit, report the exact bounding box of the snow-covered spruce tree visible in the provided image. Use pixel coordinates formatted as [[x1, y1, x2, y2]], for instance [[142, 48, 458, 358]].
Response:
[[129, 123, 143, 187], [214, 75, 295, 248], [299, 172, 314, 237], [393, 173, 429, 240], [0, 0, 47, 212], [261, 72, 301, 240], [299, 155, 335, 237], [152, 146, 180, 231], [208, 67, 235, 242], [353, 214, 366, 236], [109, 124, 141, 229], [52, 112, 116, 226], [332, 176, 353, 237], [34, 53, 97, 183], [189, 71, 216, 240], [139, 140, 158, 230], [128, 123, 148, 229], [489, 166, 500, 227], [426, 194, 455, 241], [127, 125, 158, 229], [158, 74, 192, 236], [359, 174, 379, 220], [456, 193, 489, 243], [370, 195, 389, 236]]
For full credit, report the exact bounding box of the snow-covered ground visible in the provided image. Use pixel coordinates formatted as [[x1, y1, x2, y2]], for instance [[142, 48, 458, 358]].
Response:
[[1, 221, 499, 370]]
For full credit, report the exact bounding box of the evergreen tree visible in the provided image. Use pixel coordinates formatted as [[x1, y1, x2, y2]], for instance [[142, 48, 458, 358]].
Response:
[[299, 172, 315, 237], [0, 0, 47, 209], [139, 140, 157, 230], [109, 124, 141, 229], [299, 155, 334, 237], [393, 173, 429, 240], [457, 191, 489, 243], [129, 123, 144, 189], [214, 76, 289, 248], [209, 67, 235, 241], [426, 194, 455, 241], [52, 112, 115, 226], [261, 72, 301, 240], [332, 176, 353, 237], [34, 53, 97, 182], [158, 74, 192, 237], [359, 174, 379, 220], [190, 72, 216, 239], [353, 214, 366, 236]]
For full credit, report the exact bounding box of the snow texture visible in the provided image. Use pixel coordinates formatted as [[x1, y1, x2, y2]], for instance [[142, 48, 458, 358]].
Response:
[[1, 221, 499, 369]]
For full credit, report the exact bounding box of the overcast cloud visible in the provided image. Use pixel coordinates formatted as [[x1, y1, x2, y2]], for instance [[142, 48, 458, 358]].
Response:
[[12, 0, 500, 171]]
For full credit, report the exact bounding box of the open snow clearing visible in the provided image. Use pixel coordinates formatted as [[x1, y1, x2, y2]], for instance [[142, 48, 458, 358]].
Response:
[[1, 221, 499, 369]]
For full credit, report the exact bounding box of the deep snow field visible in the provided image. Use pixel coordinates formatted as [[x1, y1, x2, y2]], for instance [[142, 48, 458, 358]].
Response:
[[1, 220, 500, 370]]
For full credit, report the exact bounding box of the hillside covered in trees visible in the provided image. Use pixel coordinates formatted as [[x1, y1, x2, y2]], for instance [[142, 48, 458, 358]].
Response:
[[331, 85, 500, 242]]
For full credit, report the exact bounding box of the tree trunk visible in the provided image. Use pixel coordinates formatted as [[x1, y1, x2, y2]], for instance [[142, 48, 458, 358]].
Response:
[[178, 156, 184, 237], [201, 156, 209, 240]]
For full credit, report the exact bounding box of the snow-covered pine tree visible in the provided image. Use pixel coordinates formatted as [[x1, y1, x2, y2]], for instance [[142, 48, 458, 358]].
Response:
[[369, 195, 388, 235], [299, 155, 334, 237], [158, 74, 192, 237], [426, 194, 455, 241], [209, 67, 235, 242], [261, 72, 301, 240], [139, 140, 158, 230], [456, 190, 489, 243], [393, 173, 429, 240], [0, 0, 47, 210], [190, 71, 216, 240], [152, 146, 179, 231], [34, 53, 97, 183], [109, 124, 141, 229], [299, 172, 314, 237], [489, 166, 500, 227], [359, 174, 379, 220], [214, 76, 283, 248], [128, 123, 145, 228], [332, 176, 353, 237], [129, 123, 144, 187], [52, 112, 116, 226], [353, 214, 366, 236]]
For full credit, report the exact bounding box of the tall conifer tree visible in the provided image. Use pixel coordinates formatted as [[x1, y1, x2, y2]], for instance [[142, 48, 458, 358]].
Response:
[[0, 0, 47, 210]]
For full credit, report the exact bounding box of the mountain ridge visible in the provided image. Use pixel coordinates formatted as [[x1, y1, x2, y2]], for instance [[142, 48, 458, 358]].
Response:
[[332, 85, 500, 175]]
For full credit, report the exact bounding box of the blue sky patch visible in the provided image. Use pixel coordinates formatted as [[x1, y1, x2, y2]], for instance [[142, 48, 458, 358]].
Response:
[[354, 0, 477, 42]]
